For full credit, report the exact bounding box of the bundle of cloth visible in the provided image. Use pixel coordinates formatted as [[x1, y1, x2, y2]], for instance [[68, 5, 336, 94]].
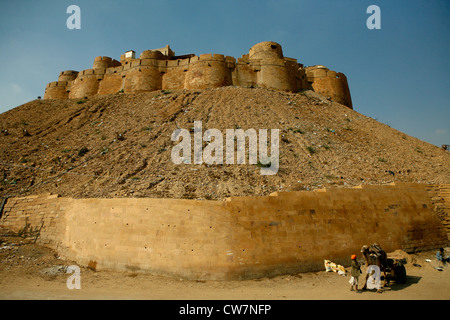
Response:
[[324, 260, 346, 275]]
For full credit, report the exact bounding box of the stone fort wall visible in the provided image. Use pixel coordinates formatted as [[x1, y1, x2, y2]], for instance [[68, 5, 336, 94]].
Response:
[[43, 42, 354, 109], [1, 183, 448, 280]]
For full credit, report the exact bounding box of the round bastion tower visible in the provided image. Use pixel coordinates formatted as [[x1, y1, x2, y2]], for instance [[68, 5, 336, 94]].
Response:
[[122, 50, 165, 93], [305, 65, 353, 109], [43, 70, 79, 99], [248, 41, 294, 92], [184, 54, 234, 90], [69, 56, 121, 99]]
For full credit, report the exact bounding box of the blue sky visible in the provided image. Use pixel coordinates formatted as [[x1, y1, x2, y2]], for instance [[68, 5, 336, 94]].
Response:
[[0, 0, 449, 146]]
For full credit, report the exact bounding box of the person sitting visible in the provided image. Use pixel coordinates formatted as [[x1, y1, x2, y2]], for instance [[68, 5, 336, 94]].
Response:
[[436, 248, 450, 265]]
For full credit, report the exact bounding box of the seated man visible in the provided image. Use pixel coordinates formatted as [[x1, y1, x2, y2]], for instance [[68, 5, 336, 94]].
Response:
[[436, 248, 450, 265]]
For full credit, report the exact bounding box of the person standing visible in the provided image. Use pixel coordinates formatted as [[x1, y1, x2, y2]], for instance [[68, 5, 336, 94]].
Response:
[[349, 254, 361, 292]]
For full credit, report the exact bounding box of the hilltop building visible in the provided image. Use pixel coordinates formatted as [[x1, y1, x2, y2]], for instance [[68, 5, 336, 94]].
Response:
[[44, 41, 353, 109]]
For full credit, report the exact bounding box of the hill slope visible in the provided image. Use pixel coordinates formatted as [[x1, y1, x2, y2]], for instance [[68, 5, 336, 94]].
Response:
[[0, 87, 448, 199]]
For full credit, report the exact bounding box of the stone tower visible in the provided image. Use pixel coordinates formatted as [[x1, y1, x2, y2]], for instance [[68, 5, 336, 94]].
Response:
[[43, 42, 353, 109]]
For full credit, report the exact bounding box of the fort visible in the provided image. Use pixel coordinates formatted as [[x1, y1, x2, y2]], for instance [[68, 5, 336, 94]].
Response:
[[43, 41, 353, 109]]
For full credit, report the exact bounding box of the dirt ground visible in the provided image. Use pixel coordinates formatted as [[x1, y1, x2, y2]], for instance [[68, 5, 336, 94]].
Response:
[[1, 229, 449, 300], [1, 88, 449, 201]]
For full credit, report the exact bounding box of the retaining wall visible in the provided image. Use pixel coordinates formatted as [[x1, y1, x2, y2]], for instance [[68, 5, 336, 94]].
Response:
[[1, 183, 447, 280]]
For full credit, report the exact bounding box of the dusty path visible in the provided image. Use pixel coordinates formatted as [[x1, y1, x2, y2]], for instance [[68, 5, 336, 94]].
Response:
[[1, 266, 449, 300], [1, 240, 449, 300]]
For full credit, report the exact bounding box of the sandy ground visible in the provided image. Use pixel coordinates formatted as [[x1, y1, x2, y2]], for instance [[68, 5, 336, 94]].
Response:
[[1, 265, 449, 301], [1, 231, 449, 300]]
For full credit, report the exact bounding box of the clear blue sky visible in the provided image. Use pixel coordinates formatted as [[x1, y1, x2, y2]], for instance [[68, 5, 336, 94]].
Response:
[[0, 0, 449, 146]]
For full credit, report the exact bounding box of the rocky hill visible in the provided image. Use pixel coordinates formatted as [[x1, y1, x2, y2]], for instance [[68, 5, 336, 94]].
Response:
[[0, 87, 448, 200]]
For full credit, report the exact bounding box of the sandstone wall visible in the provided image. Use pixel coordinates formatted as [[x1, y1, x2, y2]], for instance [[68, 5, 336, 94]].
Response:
[[3, 183, 442, 280], [43, 81, 70, 99], [162, 65, 186, 90], [427, 184, 450, 240], [306, 66, 353, 109], [184, 54, 234, 90], [123, 66, 163, 93], [97, 69, 124, 95], [58, 70, 79, 82], [43, 42, 354, 108], [0, 194, 70, 250], [93, 56, 121, 70], [68, 69, 103, 99], [232, 55, 257, 88]]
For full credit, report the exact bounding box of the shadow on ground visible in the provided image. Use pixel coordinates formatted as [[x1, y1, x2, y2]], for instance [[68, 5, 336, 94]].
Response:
[[387, 275, 421, 291]]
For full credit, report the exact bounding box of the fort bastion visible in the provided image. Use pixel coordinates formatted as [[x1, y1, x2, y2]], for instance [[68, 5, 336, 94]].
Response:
[[43, 41, 353, 109]]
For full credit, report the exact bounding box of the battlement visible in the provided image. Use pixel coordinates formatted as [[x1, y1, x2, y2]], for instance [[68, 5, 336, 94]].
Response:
[[43, 42, 353, 108], [93, 56, 121, 70], [46, 81, 67, 88], [305, 65, 353, 108], [249, 41, 284, 60], [58, 70, 78, 82], [140, 50, 168, 60]]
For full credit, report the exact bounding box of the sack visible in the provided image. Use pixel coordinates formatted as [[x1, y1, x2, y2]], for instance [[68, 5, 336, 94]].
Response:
[[324, 259, 346, 275], [324, 260, 332, 272]]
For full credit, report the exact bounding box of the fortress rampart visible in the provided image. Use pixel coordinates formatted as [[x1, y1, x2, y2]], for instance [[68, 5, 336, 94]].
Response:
[[1, 183, 448, 280], [306, 65, 353, 109], [43, 42, 353, 109]]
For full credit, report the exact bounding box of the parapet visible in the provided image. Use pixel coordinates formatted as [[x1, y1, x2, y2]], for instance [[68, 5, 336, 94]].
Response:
[[58, 70, 79, 82], [43, 81, 70, 99], [140, 50, 168, 60], [249, 41, 284, 60], [43, 42, 353, 108], [93, 56, 121, 70]]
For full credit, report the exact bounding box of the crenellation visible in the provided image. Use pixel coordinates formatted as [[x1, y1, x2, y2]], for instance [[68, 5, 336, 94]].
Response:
[[44, 42, 353, 108], [305, 65, 353, 108], [58, 70, 79, 82], [140, 50, 167, 60], [46, 81, 67, 88]]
